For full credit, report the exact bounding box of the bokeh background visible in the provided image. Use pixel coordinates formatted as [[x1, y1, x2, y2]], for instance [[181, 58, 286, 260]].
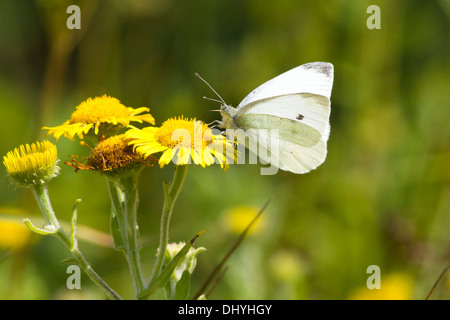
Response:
[[0, 0, 449, 300]]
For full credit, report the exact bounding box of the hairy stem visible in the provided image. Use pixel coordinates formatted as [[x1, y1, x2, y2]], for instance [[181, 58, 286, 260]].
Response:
[[32, 184, 122, 300], [148, 165, 189, 286], [107, 175, 145, 298]]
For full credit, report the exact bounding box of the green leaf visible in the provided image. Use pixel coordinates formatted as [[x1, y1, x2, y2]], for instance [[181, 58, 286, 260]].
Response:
[[70, 199, 81, 251], [60, 257, 78, 265], [163, 242, 205, 300], [138, 230, 206, 299], [155, 242, 194, 289], [174, 270, 191, 300], [23, 218, 57, 235]]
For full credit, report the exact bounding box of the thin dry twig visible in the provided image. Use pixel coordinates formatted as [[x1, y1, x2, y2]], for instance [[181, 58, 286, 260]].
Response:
[[192, 198, 270, 300], [425, 262, 450, 300]]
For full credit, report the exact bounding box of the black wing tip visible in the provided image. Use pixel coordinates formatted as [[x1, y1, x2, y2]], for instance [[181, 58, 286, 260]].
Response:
[[302, 62, 334, 78]]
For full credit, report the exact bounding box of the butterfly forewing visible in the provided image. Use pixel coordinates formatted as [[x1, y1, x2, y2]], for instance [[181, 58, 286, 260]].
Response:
[[236, 62, 333, 110]]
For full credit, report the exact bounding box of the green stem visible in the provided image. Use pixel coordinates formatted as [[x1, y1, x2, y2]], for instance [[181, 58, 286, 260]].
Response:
[[32, 184, 61, 230], [148, 165, 189, 286], [107, 175, 145, 298], [31, 184, 122, 300]]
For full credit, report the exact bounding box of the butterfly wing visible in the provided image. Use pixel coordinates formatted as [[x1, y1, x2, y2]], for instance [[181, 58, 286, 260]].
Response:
[[236, 62, 333, 110], [234, 107, 328, 174], [232, 62, 334, 174], [236, 93, 330, 141]]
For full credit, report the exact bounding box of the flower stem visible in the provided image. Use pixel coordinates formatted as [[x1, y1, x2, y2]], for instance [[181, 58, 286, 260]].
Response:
[[107, 175, 145, 298], [32, 184, 122, 300], [148, 165, 189, 287], [32, 184, 61, 230]]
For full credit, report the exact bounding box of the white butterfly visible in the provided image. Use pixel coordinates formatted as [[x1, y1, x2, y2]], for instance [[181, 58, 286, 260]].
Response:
[[203, 62, 334, 175]]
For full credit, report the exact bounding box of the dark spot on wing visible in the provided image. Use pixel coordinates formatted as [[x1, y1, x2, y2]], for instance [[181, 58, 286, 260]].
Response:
[[302, 62, 333, 78], [296, 114, 304, 120]]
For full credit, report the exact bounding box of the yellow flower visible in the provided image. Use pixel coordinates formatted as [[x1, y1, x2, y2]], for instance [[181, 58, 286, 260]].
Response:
[[43, 95, 155, 141], [66, 134, 156, 177], [223, 205, 266, 235], [349, 273, 414, 300], [3, 140, 60, 187], [0, 220, 33, 251], [269, 250, 305, 282], [126, 116, 234, 168]]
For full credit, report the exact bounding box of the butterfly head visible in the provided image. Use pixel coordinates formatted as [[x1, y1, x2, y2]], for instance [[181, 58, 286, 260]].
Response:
[[219, 104, 238, 129]]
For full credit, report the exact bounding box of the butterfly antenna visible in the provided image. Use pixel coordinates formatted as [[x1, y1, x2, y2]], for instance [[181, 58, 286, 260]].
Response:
[[203, 96, 223, 104], [195, 73, 227, 105]]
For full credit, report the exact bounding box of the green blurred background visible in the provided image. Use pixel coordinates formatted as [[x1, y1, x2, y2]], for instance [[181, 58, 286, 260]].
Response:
[[0, 0, 449, 300]]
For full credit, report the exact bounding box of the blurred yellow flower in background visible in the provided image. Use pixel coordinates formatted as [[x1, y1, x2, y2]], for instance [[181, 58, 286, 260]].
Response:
[[269, 249, 306, 283], [0, 220, 32, 251], [0, 208, 35, 251], [349, 273, 414, 300], [43, 95, 155, 141], [222, 205, 266, 235]]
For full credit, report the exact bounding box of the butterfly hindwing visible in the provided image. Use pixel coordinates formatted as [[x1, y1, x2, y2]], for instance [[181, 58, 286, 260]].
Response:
[[235, 93, 330, 139]]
